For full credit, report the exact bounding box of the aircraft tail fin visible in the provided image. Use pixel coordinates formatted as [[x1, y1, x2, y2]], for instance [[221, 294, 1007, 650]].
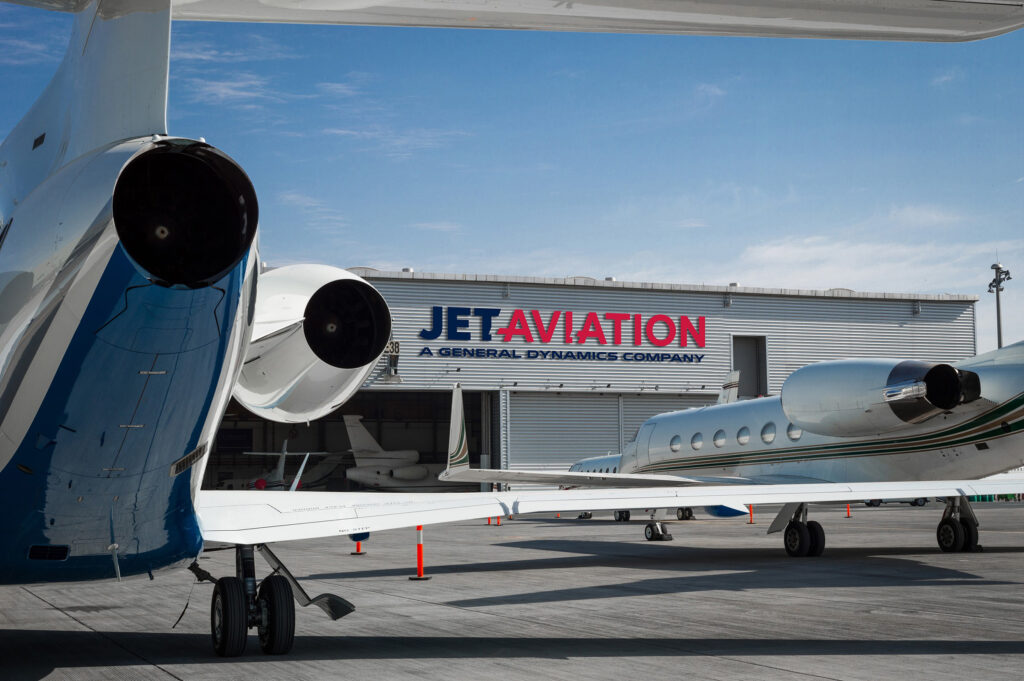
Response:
[[717, 371, 740, 405], [444, 384, 470, 476], [289, 453, 311, 492], [343, 415, 385, 465]]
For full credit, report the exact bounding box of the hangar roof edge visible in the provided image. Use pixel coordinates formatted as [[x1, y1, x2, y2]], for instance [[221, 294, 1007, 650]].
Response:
[[345, 268, 979, 303]]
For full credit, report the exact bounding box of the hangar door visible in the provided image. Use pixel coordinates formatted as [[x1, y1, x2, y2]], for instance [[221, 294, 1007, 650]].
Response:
[[502, 391, 713, 486]]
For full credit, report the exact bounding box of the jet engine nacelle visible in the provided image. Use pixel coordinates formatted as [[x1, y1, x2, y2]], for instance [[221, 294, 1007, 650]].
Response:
[[233, 264, 391, 423], [780, 359, 981, 437], [113, 139, 258, 288]]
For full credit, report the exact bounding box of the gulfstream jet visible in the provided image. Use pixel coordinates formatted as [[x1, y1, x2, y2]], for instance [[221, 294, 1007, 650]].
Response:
[[3, 0, 1024, 661], [442, 344, 1024, 554]]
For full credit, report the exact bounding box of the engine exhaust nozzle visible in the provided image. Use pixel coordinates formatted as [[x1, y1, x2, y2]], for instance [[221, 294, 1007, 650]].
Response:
[[113, 140, 258, 288]]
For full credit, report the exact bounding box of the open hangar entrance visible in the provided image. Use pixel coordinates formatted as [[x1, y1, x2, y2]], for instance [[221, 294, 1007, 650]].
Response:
[[203, 390, 486, 490]]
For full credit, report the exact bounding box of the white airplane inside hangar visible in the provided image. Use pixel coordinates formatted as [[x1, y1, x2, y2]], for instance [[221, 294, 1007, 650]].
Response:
[[204, 267, 981, 495]]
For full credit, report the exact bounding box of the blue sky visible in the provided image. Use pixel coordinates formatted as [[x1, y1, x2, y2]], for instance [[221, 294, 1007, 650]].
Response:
[[1, 4, 1022, 351]]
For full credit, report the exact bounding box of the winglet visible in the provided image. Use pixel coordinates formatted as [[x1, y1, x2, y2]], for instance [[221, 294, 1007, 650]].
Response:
[[717, 370, 740, 405], [442, 384, 469, 477]]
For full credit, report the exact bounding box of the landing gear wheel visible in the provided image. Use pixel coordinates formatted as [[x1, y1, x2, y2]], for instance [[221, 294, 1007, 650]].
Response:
[[212, 577, 247, 657], [578, 512, 592, 520], [613, 511, 622, 522], [806, 520, 826, 557], [936, 517, 965, 552], [676, 507, 693, 520], [622, 510, 630, 522], [644, 522, 661, 541], [784, 521, 811, 557], [911, 498, 927, 507], [959, 518, 979, 553], [257, 575, 295, 655], [865, 499, 882, 507]]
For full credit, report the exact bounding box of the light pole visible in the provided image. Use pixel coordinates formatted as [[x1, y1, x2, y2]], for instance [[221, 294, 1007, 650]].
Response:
[[988, 263, 1011, 349]]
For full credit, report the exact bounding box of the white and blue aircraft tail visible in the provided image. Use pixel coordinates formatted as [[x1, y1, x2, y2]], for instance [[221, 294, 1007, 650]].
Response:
[[3, 0, 1024, 660]]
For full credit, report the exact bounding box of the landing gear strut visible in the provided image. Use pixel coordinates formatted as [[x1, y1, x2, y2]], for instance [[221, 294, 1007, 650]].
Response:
[[769, 503, 825, 557], [209, 544, 355, 657], [936, 496, 981, 553]]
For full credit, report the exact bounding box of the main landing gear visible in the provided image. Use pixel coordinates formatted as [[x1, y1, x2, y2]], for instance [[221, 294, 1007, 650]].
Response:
[[769, 503, 825, 557], [936, 495, 981, 553], [613, 510, 631, 522], [205, 544, 356, 657]]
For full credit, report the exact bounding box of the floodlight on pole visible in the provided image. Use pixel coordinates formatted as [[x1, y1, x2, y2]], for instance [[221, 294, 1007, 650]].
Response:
[[988, 263, 1011, 349]]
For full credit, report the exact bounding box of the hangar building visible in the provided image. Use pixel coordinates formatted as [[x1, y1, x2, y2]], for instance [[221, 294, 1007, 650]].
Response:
[[205, 270, 977, 490]]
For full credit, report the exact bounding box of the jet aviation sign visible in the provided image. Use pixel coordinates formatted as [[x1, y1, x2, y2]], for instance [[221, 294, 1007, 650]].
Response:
[[417, 306, 706, 364]]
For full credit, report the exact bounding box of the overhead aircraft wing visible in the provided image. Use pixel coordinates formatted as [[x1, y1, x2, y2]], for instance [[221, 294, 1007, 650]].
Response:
[[15, 0, 1024, 42], [196, 478, 1024, 545]]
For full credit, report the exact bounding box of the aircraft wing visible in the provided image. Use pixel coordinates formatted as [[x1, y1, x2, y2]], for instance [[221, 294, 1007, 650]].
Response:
[[15, 0, 1024, 42], [196, 479, 1024, 545], [437, 467, 750, 487]]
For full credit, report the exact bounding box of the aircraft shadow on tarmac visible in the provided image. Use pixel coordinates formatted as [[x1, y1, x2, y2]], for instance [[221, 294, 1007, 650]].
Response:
[[4, 629, 1024, 677]]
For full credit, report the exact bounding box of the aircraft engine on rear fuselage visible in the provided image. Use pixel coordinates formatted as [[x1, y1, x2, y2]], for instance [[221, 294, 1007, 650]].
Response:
[[780, 359, 981, 437], [113, 139, 258, 289], [233, 264, 391, 423]]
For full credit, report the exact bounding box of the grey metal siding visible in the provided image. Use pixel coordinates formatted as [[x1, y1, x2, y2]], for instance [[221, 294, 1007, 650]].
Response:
[[360, 273, 976, 397]]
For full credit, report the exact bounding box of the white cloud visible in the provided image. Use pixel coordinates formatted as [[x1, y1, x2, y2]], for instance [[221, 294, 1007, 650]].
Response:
[[0, 36, 61, 65], [931, 67, 964, 87], [184, 73, 282, 106], [323, 126, 471, 158], [887, 204, 963, 228], [276, 191, 347, 231], [412, 222, 462, 233]]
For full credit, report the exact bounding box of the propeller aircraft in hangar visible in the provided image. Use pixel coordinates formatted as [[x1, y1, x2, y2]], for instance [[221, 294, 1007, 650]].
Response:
[[1, 0, 1024, 660]]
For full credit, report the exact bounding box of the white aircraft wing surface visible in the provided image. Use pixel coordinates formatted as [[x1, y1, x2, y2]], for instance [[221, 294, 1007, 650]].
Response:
[[438, 468, 750, 487], [197, 479, 1024, 545], [17, 0, 1024, 42]]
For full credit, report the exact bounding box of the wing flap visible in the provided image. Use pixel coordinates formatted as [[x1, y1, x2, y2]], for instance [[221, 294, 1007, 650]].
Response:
[[197, 479, 1024, 545]]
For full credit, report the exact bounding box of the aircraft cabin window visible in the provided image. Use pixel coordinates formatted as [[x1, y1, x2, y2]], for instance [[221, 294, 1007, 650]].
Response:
[[713, 429, 727, 448], [669, 435, 682, 452], [737, 426, 750, 445], [761, 422, 777, 444], [787, 423, 803, 441], [691, 433, 703, 451]]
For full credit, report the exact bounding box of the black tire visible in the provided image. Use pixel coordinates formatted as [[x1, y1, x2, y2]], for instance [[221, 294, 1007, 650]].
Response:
[[959, 518, 979, 553], [684, 508, 694, 520], [212, 577, 247, 657], [644, 523, 660, 541], [676, 507, 685, 520], [865, 499, 882, 507], [783, 521, 811, 557], [258, 575, 295, 655], [622, 510, 630, 522], [806, 520, 826, 557], [937, 518, 965, 552], [912, 498, 927, 507]]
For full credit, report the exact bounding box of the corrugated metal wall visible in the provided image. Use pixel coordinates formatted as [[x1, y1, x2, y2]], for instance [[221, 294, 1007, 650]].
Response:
[[351, 272, 976, 478], [361, 273, 977, 397], [506, 392, 717, 474]]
